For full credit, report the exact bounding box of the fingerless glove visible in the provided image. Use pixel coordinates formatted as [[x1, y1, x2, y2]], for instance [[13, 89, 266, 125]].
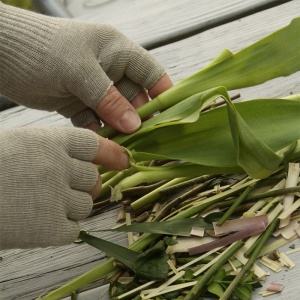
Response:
[[0, 3, 165, 127], [0, 127, 99, 249]]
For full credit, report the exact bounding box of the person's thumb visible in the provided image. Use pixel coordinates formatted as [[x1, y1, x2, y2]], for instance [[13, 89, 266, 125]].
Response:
[[96, 86, 141, 133]]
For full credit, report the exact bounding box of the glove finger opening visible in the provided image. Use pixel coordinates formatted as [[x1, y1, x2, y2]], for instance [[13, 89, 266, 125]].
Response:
[[65, 189, 93, 221], [71, 107, 101, 128], [115, 76, 144, 101], [69, 158, 99, 192]]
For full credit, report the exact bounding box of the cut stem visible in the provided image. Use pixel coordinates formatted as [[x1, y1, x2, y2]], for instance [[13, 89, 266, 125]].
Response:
[[217, 184, 255, 226], [220, 218, 280, 300], [130, 177, 190, 211], [183, 241, 244, 300]]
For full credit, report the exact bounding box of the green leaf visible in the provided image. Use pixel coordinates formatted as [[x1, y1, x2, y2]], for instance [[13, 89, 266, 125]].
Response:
[[234, 285, 252, 300], [79, 231, 138, 270], [104, 218, 212, 236], [127, 94, 300, 179], [204, 212, 225, 223], [137, 17, 300, 119], [134, 240, 169, 280], [164, 236, 178, 246], [213, 269, 227, 282], [183, 268, 196, 281], [163, 290, 182, 299], [207, 282, 224, 298], [109, 281, 139, 298], [242, 271, 255, 283], [252, 280, 263, 290], [99, 18, 300, 142], [79, 232, 170, 281], [115, 88, 225, 146]]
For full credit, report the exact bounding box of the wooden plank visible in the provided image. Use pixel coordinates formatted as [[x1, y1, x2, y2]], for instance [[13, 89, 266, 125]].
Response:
[[0, 2, 300, 299], [76, 0, 291, 49]]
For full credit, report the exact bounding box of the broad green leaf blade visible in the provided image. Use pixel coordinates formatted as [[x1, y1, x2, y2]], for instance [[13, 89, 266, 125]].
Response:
[[128, 95, 300, 178], [114, 88, 225, 146], [234, 285, 252, 300], [204, 48, 234, 68], [109, 281, 139, 298], [137, 17, 300, 119], [225, 96, 282, 178], [78, 232, 170, 281], [213, 269, 227, 281], [98, 18, 300, 139], [103, 219, 212, 236], [134, 240, 169, 280], [207, 282, 224, 298], [79, 231, 138, 270]]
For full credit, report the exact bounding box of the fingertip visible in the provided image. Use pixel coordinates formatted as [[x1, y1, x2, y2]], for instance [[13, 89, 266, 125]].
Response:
[[88, 175, 102, 200], [86, 122, 102, 131], [149, 74, 173, 99], [96, 86, 141, 133], [131, 89, 149, 109], [93, 136, 130, 170]]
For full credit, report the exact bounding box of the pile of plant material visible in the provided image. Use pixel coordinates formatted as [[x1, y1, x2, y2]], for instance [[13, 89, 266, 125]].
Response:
[[40, 17, 300, 300]]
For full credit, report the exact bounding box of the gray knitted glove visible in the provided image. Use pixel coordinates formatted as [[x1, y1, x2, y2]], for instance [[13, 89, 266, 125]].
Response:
[[0, 3, 165, 127], [0, 127, 99, 249]]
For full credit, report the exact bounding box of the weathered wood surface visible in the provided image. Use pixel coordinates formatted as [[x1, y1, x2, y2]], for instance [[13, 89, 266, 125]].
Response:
[[1, 1, 300, 299], [69, 0, 291, 48]]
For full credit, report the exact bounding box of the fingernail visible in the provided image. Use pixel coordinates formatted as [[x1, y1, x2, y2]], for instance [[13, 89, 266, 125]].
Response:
[[120, 109, 141, 132], [121, 152, 130, 169]]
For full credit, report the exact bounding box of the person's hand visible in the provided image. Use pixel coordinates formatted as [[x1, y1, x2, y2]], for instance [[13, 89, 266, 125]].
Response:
[[0, 3, 173, 131], [0, 127, 129, 249]]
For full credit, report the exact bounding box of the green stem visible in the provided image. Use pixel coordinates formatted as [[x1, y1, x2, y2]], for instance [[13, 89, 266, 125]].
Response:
[[220, 218, 280, 300], [40, 258, 116, 300], [217, 184, 255, 226], [246, 186, 300, 201], [160, 175, 215, 197], [244, 216, 280, 258], [96, 125, 116, 139], [153, 180, 211, 222], [41, 179, 256, 300], [183, 241, 244, 300], [112, 164, 243, 201], [96, 167, 136, 200], [130, 177, 190, 211], [122, 180, 168, 197], [101, 170, 118, 183], [176, 256, 214, 265], [171, 178, 257, 220]]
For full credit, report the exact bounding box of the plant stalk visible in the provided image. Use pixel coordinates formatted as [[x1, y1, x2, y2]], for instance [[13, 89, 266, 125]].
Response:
[[130, 177, 190, 211], [40, 179, 254, 299], [220, 218, 280, 300], [183, 241, 244, 300], [217, 184, 255, 226]]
